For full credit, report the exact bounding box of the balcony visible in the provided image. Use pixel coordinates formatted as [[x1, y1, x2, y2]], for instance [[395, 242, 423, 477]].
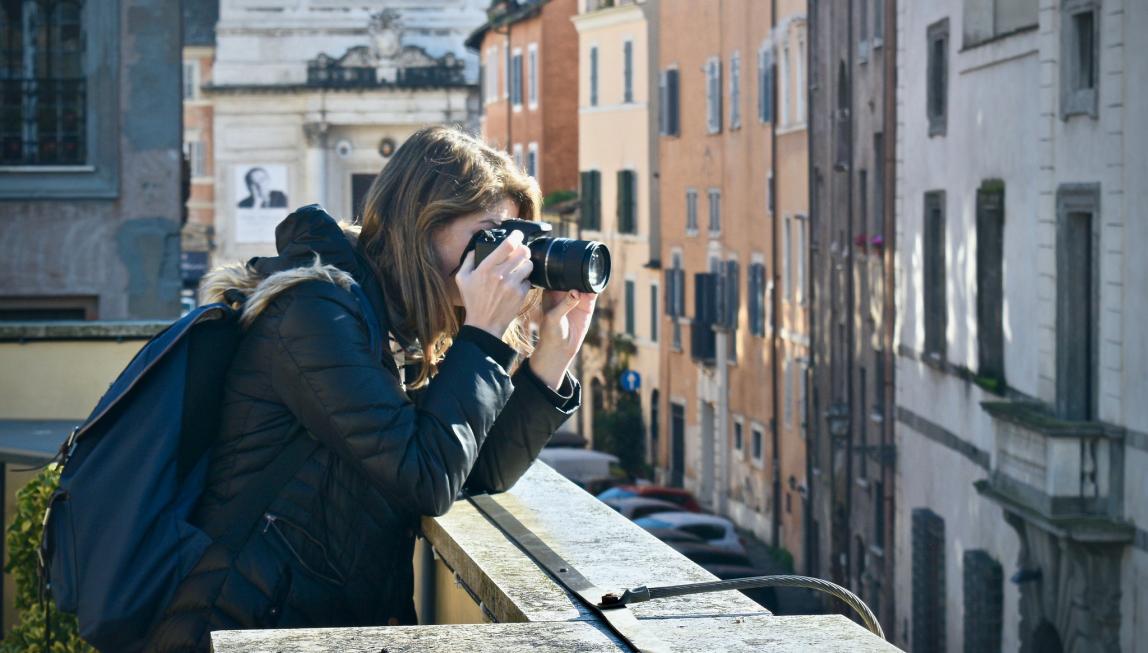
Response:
[[976, 400, 1132, 543], [213, 463, 897, 651]]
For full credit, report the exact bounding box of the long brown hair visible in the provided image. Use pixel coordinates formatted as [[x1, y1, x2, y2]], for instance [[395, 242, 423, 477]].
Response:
[[358, 125, 541, 388]]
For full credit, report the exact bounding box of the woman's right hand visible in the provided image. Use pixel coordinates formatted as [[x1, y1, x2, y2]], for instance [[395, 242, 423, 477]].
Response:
[[457, 230, 533, 338]]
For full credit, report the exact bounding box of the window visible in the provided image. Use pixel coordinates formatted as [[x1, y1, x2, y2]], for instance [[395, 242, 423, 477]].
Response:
[[767, 170, 774, 214], [729, 52, 741, 130], [796, 216, 807, 305], [723, 259, 740, 330], [184, 139, 206, 178], [650, 283, 659, 343], [512, 143, 523, 171], [691, 271, 719, 363], [625, 279, 636, 337], [752, 425, 764, 461], [835, 62, 850, 169], [873, 479, 885, 548], [707, 189, 721, 234], [860, 169, 869, 235], [1055, 184, 1100, 420], [874, 0, 885, 43], [589, 46, 599, 107], [511, 49, 523, 108], [858, 0, 869, 60], [686, 188, 698, 232], [911, 509, 946, 653], [962, 551, 1004, 653], [783, 216, 792, 301], [749, 261, 766, 336], [874, 133, 885, 235], [183, 61, 198, 99], [758, 47, 774, 123], [527, 142, 538, 178], [976, 181, 1005, 385], [795, 35, 806, 123], [927, 19, 949, 136], [1, 0, 86, 166], [779, 44, 790, 125], [485, 47, 499, 101], [579, 170, 602, 230], [705, 57, 722, 133], [617, 169, 637, 234], [734, 419, 743, 452], [1061, 0, 1099, 118], [666, 251, 685, 350], [623, 40, 634, 103], [923, 191, 947, 360], [527, 43, 538, 109], [784, 358, 794, 425], [660, 68, 680, 136], [504, 45, 510, 99]]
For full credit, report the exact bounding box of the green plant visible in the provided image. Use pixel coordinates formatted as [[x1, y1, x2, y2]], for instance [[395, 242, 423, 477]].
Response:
[[541, 189, 577, 208], [593, 389, 645, 476], [2, 464, 94, 653]]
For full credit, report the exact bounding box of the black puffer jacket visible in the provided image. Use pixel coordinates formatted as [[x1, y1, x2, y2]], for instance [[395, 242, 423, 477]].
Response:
[[146, 206, 579, 652]]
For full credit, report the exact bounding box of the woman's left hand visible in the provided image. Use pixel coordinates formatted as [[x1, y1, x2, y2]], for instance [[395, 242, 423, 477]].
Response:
[[530, 290, 597, 390]]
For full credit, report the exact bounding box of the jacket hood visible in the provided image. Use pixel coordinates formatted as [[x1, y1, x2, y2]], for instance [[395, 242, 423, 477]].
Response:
[[200, 205, 388, 329]]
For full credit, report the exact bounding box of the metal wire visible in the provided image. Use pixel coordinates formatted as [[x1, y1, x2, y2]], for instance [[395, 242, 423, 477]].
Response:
[[643, 575, 884, 640]]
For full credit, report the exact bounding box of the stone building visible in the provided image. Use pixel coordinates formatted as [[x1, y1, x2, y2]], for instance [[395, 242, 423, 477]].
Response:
[[466, 0, 580, 200], [656, 0, 809, 566], [207, 0, 488, 266], [182, 0, 220, 307], [894, 0, 1148, 651], [0, 0, 184, 320], [807, 0, 897, 633], [570, 0, 660, 466]]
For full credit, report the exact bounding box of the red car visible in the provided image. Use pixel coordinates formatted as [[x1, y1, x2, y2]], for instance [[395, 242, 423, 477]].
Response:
[[596, 484, 702, 512]]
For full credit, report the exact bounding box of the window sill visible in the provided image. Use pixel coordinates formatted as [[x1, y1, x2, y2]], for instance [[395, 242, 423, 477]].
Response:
[[686, 228, 699, 237]]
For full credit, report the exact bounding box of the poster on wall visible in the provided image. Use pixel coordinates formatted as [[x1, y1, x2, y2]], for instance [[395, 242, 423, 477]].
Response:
[[234, 164, 289, 244]]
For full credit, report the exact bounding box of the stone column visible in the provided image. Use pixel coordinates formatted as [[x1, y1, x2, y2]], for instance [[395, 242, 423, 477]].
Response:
[[303, 121, 329, 208]]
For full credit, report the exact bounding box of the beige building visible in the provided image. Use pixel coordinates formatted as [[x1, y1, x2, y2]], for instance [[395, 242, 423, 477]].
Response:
[[571, 0, 661, 462]]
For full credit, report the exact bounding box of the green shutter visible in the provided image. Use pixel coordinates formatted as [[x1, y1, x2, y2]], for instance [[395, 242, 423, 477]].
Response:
[[617, 170, 636, 234]]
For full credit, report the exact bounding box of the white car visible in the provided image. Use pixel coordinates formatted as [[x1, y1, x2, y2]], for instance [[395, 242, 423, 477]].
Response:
[[634, 512, 746, 554]]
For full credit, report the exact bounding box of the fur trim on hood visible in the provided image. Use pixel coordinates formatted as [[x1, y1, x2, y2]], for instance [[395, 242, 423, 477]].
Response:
[[200, 254, 356, 329]]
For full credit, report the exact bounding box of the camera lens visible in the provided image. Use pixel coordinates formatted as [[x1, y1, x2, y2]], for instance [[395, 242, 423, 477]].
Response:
[[528, 237, 611, 293]]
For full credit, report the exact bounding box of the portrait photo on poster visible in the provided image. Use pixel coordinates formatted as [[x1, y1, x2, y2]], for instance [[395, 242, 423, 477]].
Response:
[[234, 164, 289, 244]]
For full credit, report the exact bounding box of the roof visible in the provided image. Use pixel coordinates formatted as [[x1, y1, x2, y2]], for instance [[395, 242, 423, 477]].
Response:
[[182, 0, 219, 47], [464, 0, 551, 52]]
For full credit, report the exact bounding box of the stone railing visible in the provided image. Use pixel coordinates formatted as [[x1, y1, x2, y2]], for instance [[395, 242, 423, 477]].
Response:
[[213, 463, 898, 652]]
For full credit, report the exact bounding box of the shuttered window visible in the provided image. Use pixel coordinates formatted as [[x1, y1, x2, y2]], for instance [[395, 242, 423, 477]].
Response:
[[590, 46, 599, 107], [962, 550, 1003, 653], [749, 262, 766, 336], [691, 272, 718, 363], [624, 279, 636, 337], [927, 19, 949, 136], [705, 57, 722, 134], [911, 508, 946, 653], [923, 191, 946, 360], [579, 170, 602, 230], [730, 52, 742, 130], [623, 40, 634, 103], [650, 283, 658, 343], [708, 189, 721, 233], [976, 182, 1005, 384], [758, 48, 773, 123], [617, 169, 637, 234], [686, 188, 698, 232], [660, 68, 680, 136]]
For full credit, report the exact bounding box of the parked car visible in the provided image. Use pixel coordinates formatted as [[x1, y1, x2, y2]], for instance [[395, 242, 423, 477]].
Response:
[[641, 527, 706, 545], [602, 497, 683, 520], [538, 448, 618, 484], [667, 541, 753, 567], [596, 485, 702, 512], [700, 564, 778, 612], [634, 512, 746, 554]]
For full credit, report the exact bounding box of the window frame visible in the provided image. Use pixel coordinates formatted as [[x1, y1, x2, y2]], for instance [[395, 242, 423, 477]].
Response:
[[510, 47, 524, 109], [1060, 0, 1100, 119], [758, 45, 774, 124], [923, 190, 948, 361], [705, 56, 722, 134], [527, 42, 539, 109], [0, 0, 121, 198], [623, 38, 634, 104], [729, 51, 742, 130], [659, 66, 681, 136], [527, 142, 538, 179], [686, 187, 699, 234], [589, 45, 599, 107], [707, 188, 721, 235], [926, 18, 949, 137]]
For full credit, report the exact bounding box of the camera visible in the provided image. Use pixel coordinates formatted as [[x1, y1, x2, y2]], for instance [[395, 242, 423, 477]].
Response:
[[467, 219, 611, 293]]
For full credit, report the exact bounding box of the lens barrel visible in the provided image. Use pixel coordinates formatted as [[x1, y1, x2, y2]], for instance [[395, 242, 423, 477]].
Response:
[[528, 237, 611, 293]]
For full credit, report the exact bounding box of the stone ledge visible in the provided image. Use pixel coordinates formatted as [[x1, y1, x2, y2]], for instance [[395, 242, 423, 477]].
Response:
[[0, 320, 168, 341]]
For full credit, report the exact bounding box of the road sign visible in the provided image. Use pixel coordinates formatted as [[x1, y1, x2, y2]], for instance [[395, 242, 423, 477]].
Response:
[[620, 369, 641, 393]]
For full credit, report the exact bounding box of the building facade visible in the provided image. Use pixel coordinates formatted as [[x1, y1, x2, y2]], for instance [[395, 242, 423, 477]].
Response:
[[208, 0, 488, 266], [0, 0, 184, 321], [895, 1, 1148, 652], [656, 0, 809, 565], [182, 0, 220, 306], [468, 0, 580, 200], [807, 0, 897, 633], [571, 0, 660, 465]]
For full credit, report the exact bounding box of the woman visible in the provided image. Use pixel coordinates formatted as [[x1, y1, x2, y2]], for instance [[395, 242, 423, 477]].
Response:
[[148, 126, 594, 651]]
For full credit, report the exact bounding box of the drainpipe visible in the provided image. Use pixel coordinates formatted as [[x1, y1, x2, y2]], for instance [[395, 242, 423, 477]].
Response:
[[803, 1, 817, 578], [768, 0, 782, 551], [843, 0, 856, 589], [880, 0, 898, 629]]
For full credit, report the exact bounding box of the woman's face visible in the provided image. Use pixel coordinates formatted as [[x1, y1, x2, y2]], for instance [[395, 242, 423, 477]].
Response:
[[432, 197, 519, 306]]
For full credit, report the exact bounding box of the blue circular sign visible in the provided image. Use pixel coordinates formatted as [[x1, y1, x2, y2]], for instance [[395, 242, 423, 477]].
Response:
[[620, 370, 641, 392]]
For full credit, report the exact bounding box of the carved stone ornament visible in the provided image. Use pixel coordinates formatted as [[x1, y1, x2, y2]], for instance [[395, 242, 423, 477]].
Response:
[[369, 8, 402, 60]]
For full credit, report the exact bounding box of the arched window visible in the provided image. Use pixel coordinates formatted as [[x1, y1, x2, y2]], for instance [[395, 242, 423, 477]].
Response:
[[0, 0, 86, 165]]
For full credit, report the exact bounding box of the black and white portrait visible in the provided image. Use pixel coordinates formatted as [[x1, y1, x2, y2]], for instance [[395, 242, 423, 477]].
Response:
[[236, 166, 288, 209]]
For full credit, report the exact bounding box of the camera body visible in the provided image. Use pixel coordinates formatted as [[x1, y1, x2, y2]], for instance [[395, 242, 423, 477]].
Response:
[[469, 219, 611, 293]]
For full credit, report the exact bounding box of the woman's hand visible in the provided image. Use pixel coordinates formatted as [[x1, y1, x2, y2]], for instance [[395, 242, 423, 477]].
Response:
[[530, 289, 597, 390], [458, 230, 533, 338]]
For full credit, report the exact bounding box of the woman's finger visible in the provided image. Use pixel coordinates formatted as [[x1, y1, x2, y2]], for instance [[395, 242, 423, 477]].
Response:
[[545, 290, 580, 322], [456, 250, 476, 279]]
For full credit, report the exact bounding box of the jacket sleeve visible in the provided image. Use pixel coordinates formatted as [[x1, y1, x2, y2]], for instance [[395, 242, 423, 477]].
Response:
[[267, 282, 517, 517], [463, 359, 582, 495]]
